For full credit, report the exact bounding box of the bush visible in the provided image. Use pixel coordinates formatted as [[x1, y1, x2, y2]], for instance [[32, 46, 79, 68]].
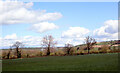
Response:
[[110, 46, 120, 53], [89, 48, 99, 54], [55, 50, 65, 56], [76, 50, 87, 55], [22, 54, 28, 58], [29, 54, 36, 57], [9, 55, 17, 59], [69, 48, 77, 55], [91, 50, 99, 54], [41, 51, 46, 56], [36, 51, 43, 56], [2, 51, 7, 59], [80, 50, 85, 55], [99, 45, 110, 53], [77, 50, 81, 55], [50, 53, 55, 56], [80, 46, 87, 50]]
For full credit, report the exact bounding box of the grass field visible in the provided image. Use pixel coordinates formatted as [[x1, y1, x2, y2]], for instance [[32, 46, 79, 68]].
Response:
[[2, 53, 118, 71]]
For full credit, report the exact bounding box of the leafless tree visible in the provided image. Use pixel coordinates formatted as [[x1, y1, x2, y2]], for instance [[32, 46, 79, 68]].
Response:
[[41, 35, 57, 56], [12, 41, 24, 58], [64, 43, 73, 55], [85, 36, 96, 54]]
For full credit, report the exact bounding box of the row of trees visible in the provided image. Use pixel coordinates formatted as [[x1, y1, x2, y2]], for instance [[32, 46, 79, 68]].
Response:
[[42, 35, 97, 55], [5, 35, 119, 59], [3, 35, 97, 59]]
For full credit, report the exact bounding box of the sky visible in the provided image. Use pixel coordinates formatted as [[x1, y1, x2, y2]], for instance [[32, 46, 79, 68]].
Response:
[[0, 0, 118, 48]]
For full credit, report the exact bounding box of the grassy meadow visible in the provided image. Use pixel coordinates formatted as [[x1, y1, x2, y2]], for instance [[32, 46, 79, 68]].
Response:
[[2, 53, 118, 71]]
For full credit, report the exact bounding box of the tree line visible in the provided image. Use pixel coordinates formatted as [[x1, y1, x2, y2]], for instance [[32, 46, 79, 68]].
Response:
[[2, 35, 120, 59]]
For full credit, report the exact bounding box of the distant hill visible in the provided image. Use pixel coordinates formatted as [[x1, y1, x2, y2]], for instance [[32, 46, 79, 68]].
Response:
[[1, 40, 120, 50], [75, 40, 120, 47]]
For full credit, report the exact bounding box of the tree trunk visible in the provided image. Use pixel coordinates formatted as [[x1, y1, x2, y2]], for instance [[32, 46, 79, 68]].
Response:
[[16, 47, 21, 58], [67, 48, 70, 55], [88, 48, 90, 54], [47, 47, 50, 56], [7, 51, 10, 59], [16, 47, 19, 58]]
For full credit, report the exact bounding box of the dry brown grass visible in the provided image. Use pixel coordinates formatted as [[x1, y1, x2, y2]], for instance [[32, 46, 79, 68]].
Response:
[[99, 45, 110, 53]]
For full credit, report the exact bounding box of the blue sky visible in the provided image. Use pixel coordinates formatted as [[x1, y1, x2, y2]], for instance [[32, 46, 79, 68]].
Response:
[[1, 1, 118, 47], [2, 2, 117, 36]]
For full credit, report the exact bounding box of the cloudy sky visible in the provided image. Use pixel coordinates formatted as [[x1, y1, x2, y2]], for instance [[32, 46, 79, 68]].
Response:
[[0, 1, 118, 48]]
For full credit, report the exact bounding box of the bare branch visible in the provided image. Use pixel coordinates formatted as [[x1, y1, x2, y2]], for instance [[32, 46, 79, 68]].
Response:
[[41, 35, 57, 55], [85, 36, 96, 54]]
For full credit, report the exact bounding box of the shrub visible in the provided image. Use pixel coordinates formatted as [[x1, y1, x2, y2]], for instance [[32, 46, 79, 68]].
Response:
[[80, 50, 85, 55], [79, 46, 87, 50], [69, 47, 77, 55], [36, 51, 43, 56], [9, 55, 17, 59], [99, 45, 110, 53], [41, 51, 46, 56], [76, 50, 87, 55], [2, 51, 7, 59], [22, 54, 28, 58], [89, 48, 99, 54], [29, 54, 36, 57], [77, 50, 81, 55], [90, 50, 99, 54], [55, 50, 65, 56], [50, 53, 55, 56], [110, 46, 120, 53]]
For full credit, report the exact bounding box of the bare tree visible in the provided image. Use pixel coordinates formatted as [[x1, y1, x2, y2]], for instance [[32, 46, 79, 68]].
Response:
[[12, 41, 24, 58], [41, 35, 57, 56], [64, 43, 73, 55], [85, 36, 96, 54]]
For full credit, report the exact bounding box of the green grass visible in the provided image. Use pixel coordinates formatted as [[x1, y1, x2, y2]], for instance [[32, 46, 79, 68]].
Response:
[[2, 53, 118, 71], [96, 42, 110, 45]]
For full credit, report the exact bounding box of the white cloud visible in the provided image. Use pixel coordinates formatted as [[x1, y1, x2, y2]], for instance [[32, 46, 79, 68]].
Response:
[[60, 27, 90, 46], [30, 22, 58, 33], [0, 0, 62, 25], [1, 33, 84, 48], [21, 36, 42, 46], [55, 37, 85, 47], [0, 33, 87, 48], [62, 27, 90, 38], [0, 0, 62, 33], [93, 20, 118, 41], [4, 33, 17, 40], [104, 20, 118, 34], [0, 1, 33, 14], [1, 34, 42, 47], [1, 33, 18, 47]]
